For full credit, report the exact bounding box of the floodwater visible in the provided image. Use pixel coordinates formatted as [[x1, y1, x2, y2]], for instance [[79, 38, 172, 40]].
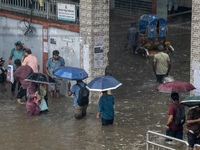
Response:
[[0, 14, 192, 149]]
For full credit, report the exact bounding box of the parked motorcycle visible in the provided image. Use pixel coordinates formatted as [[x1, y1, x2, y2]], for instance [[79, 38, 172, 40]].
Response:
[[0, 57, 7, 83]]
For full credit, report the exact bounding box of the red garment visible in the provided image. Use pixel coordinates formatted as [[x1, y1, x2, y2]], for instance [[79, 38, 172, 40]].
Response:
[[26, 82, 40, 115], [168, 101, 184, 131], [14, 65, 33, 89]]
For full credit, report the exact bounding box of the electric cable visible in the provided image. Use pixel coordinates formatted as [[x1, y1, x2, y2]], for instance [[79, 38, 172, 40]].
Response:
[[17, 0, 36, 38]]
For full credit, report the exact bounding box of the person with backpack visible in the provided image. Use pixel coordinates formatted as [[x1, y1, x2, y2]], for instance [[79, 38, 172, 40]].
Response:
[[166, 93, 185, 142], [67, 80, 89, 119], [96, 91, 115, 126]]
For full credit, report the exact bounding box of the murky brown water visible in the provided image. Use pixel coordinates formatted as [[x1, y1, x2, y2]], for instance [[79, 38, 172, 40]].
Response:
[[0, 14, 191, 149]]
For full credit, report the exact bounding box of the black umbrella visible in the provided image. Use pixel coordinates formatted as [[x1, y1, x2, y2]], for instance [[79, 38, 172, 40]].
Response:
[[25, 73, 56, 84]]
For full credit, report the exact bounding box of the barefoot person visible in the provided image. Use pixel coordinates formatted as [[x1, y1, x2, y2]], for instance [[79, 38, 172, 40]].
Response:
[[46, 50, 65, 98]]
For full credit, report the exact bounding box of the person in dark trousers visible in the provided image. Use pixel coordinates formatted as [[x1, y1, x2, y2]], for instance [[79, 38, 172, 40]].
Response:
[[13, 59, 33, 104], [127, 21, 139, 55], [166, 93, 184, 142], [67, 80, 89, 119], [153, 45, 171, 84], [186, 105, 200, 150], [9, 41, 27, 92], [46, 50, 65, 99], [97, 91, 115, 126]]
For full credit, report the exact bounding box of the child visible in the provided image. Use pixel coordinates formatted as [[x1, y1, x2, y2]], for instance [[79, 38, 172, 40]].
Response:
[[39, 84, 48, 111]]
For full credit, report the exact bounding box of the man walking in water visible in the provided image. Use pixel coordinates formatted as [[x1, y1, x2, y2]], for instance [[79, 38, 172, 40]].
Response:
[[127, 21, 139, 55], [166, 93, 184, 142], [153, 45, 171, 84]]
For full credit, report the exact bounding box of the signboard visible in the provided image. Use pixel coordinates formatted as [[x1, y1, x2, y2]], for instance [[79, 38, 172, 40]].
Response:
[[57, 3, 76, 22], [94, 46, 104, 68]]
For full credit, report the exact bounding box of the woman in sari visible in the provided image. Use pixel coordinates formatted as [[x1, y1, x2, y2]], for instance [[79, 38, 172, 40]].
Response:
[[26, 82, 42, 115]]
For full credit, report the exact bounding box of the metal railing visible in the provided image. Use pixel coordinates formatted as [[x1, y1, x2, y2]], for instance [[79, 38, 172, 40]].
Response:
[[0, 0, 79, 23], [194, 144, 200, 150], [146, 130, 189, 150], [111, 0, 152, 19]]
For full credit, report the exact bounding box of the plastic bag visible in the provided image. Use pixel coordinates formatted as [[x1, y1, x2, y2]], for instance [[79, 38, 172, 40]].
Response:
[[39, 98, 48, 111], [7, 65, 14, 83]]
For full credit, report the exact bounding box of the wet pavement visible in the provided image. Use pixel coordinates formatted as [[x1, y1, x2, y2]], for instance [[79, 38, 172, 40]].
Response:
[[0, 14, 192, 149]]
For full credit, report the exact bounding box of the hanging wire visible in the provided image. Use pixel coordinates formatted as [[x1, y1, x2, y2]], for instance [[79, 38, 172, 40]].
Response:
[[17, 0, 36, 37]]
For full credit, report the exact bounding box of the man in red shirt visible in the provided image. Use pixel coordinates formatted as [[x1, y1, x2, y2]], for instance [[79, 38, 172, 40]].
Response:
[[166, 93, 184, 141]]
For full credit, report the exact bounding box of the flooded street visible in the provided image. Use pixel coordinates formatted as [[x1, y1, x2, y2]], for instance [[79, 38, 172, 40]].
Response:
[[0, 15, 192, 149]]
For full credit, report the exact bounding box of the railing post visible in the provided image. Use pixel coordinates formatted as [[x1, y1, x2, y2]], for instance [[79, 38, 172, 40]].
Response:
[[47, 0, 49, 19], [146, 131, 149, 150]]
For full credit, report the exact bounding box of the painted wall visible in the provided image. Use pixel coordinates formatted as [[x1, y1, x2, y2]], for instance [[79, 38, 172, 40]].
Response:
[[0, 16, 43, 71], [48, 27, 80, 97]]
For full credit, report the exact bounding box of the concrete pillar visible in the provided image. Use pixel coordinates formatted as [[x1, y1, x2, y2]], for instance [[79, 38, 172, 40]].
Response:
[[80, 0, 109, 103], [190, 0, 199, 96], [152, 0, 157, 14]]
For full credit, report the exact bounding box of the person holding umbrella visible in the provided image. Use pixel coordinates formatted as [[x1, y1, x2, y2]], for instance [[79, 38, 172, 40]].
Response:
[[54, 66, 89, 119], [24, 72, 57, 114], [46, 50, 65, 99], [186, 105, 200, 150], [67, 80, 89, 119], [96, 90, 115, 126], [86, 76, 122, 125], [181, 96, 200, 150]]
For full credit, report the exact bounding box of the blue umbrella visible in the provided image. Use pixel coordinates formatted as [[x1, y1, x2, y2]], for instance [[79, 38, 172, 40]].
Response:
[[53, 66, 88, 80], [86, 76, 122, 91]]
